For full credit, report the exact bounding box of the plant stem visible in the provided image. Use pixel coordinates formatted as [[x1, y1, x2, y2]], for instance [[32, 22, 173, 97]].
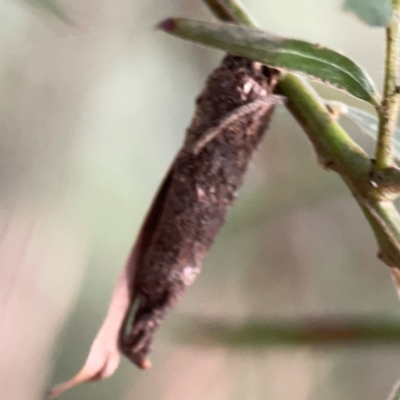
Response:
[[179, 316, 400, 347], [202, 0, 257, 27], [201, 0, 235, 23], [278, 74, 368, 177], [197, 0, 400, 269], [375, 0, 400, 170]]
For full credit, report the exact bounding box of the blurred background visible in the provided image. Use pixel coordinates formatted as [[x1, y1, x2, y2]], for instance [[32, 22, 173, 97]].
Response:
[[1, 0, 400, 399]]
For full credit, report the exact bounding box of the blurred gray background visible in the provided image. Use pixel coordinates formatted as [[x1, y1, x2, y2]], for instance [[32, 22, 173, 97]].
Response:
[[0, 0, 399, 399]]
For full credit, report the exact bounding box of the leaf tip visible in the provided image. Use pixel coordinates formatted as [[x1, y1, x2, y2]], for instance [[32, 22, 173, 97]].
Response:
[[139, 358, 152, 370], [156, 18, 177, 32], [46, 379, 80, 400], [45, 347, 121, 398], [46, 372, 91, 399]]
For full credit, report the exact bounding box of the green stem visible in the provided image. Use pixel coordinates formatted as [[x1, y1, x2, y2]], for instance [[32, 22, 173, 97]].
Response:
[[202, 0, 257, 27], [279, 74, 400, 267], [179, 316, 400, 347], [375, 0, 400, 169], [201, 0, 235, 23], [279, 74, 368, 178], [197, 0, 400, 268]]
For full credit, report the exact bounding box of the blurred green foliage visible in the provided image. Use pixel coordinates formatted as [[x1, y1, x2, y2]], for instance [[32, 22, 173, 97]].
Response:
[[19, 0, 73, 24], [343, 0, 393, 27]]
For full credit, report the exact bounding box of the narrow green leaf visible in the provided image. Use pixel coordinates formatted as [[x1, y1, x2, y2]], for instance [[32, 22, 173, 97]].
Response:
[[20, 0, 74, 25], [157, 18, 380, 106], [343, 0, 393, 27], [329, 101, 400, 158]]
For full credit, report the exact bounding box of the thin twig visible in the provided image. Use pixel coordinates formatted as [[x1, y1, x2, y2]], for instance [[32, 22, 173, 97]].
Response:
[[202, 0, 257, 27], [198, 0, 400, 268], [178, 316, 400, 347], [375, 0, 400, 169], [201, 0, 235, 22]]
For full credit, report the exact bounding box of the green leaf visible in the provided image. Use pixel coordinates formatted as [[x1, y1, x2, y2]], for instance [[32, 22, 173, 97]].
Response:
[[157, 18, 380, 106], [329, 101, 400, 158], [343, 0, 393, 27], [20, 0, 74, 25]]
